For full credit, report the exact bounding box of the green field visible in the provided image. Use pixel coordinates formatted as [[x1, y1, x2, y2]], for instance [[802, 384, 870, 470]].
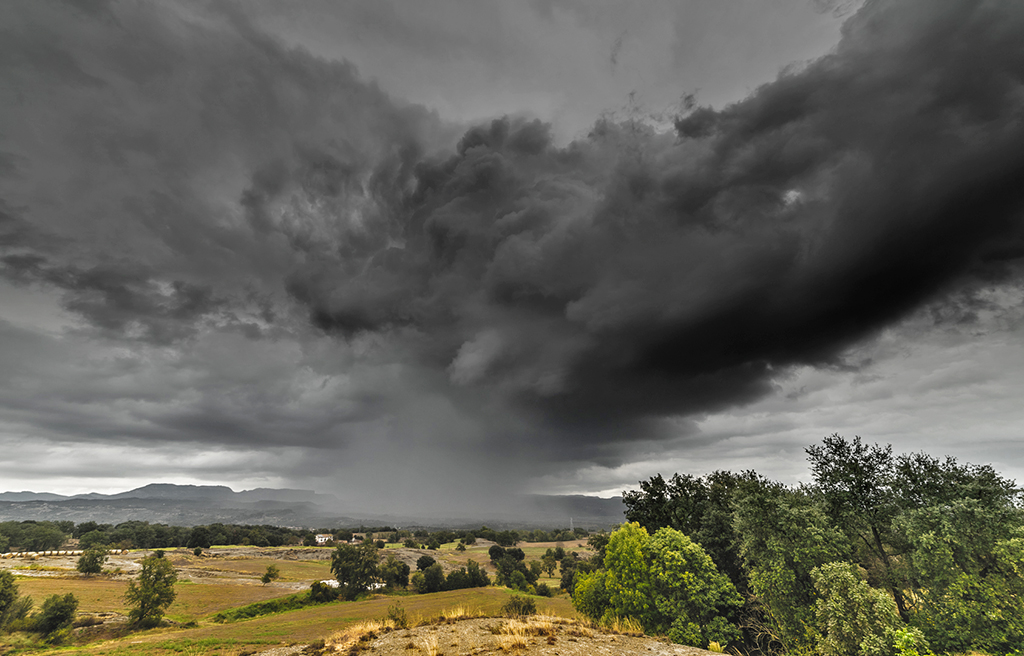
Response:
[[2, 547, 579, 656]]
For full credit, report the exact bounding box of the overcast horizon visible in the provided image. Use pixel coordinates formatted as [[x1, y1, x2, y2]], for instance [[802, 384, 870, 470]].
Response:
[[2, 0, 1024, 514]]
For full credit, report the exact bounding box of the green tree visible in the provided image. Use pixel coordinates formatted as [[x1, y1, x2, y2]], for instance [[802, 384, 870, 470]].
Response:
[[0, 570, 31, 631], [416, 555, 436, 571], [380, 554, 410, 589], [541, 553, 557, 576], [412, 563, 445, 593], [806, 434, 909, 620], [34, 593, 79, 635], [330, 542, 380, 600], [733, 478, 850, 654], [574, 523, 741, 649], [811, 562, 909, 656], [261, 564, 280, 585], [77, 546, 107, 575], [124, 553, 177, 627]]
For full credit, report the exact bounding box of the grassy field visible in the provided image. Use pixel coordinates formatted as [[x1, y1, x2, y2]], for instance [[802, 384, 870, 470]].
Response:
[[2, 546, 581, 656], [23, 587, 576, 656], [13, 577, 299, 621]]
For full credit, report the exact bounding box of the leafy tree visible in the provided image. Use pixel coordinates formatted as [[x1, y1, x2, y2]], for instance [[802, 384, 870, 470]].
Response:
[[330, 542, 380, 600], [34, 593, 79, 635], [0, 571, 32, 631], [811, 562, 909, 656], [416, 555, 436, 571], [541, 553, 557, 576], [187, 526, 213, 549], [896, 502, 1024, 653], [380, 554, 410, 589], [807, 434, 909, 620], [412, 563, 445, 594], [574, 523, 741, 649], [404, 538, 419, 548], [77, 546, 108, 575], [733, 478, 849, 654], [488, 545, 505, 562], [261, 564, 281, 585], [124, 553, 177, 627]]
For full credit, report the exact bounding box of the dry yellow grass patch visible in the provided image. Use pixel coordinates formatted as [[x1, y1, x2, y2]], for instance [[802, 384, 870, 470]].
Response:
[[324, 618, 400, 651]]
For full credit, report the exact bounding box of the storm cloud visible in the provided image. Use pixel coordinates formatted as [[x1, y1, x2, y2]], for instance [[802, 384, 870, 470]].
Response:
[[1, 0, 1023, 507]]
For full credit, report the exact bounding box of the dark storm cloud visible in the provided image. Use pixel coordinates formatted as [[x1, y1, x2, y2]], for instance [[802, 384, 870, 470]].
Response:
[[3, 0, 1024, 493], [282, 0, 1024, 446]]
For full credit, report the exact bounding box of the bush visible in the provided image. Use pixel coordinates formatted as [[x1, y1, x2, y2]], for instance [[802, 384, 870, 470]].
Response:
[[309, 582, 340, 604], [416, 555, 436, 571], [501, 595, 537, 618], [34, 593, 78, 635], [77, 546, 107, 575], [193, 547, 203, 556], [386, 603, 409, 629]]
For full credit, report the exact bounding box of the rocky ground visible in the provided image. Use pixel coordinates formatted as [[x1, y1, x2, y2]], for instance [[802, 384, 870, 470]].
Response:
[[312, 615, 723, 656]]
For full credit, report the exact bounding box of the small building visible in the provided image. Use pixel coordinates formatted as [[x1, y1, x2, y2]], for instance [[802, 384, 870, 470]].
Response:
[[315, 533, 334, 545]]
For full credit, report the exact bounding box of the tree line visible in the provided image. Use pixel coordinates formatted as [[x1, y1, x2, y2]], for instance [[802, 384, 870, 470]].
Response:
[[0, 520, 591, 553], [570, 435, 1023, 655]]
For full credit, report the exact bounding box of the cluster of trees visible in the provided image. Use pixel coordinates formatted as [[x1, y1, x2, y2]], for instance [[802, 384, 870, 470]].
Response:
[[605, 434, 1024, 655], [487, 546, 553, 596], [0, 521, 71, 552], [324, 542, 491, 600]]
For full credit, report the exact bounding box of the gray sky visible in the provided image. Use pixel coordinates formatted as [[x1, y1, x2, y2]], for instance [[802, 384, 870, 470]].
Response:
[[2, 0, 1023, 514]]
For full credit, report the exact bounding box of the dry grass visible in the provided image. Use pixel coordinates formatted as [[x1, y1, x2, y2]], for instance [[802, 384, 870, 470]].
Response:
[[419, 633, 441, 656], [324, 618, 400, 652]]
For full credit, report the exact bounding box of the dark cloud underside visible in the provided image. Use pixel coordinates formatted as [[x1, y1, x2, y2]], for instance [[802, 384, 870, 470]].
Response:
[[1, 0, 1023, 497]]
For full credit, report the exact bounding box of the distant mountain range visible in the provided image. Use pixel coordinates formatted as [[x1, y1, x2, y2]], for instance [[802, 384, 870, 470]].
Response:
[[0, 484, 624, 529]]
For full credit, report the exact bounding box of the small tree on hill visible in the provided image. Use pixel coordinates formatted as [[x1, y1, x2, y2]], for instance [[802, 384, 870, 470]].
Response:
[[34, 593, 78, 636], [124, 553, 177, 627], [77, 546, 107, 575], [261, 564, 280, 585]]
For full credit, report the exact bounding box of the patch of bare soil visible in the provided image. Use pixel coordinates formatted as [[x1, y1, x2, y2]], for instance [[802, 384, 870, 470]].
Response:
[[314, 616, 720, 656]]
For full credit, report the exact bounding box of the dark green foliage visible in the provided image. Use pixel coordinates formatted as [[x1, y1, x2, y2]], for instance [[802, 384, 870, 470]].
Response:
[[261, 564, 281, 585], [380, 554, 410, 589], [77, 546, 107, 574], [412, 563, 446, 593], [214, 592, 319, 622], [416, 555, 436, 571], [488, 545, 505, 561], [331, 541, 381, 600], [124, 553, 177, 627], [506, 547, 525, 562], [624, 434, 1024, 656], [34, 593, 79, 635], [308, 582, 340, 604], [623, 470, 755, 591], [0, 571, 32, 632], [404, 538, 419, 548], [193, 547, 203, 556], [501, 595, 536, 617], [0, 521, 66, 552]]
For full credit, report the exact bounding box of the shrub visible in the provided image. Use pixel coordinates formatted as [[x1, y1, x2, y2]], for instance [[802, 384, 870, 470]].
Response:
[[193, 547, 203, 556], [386, 603, 409, 629], [34, 593, 78, 635], [261, 564, 281, 585], [416, 555, 436, 571], [501, 595, 537, 618], [309, 582, 340, 604], [77, 546, 107, 575]]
